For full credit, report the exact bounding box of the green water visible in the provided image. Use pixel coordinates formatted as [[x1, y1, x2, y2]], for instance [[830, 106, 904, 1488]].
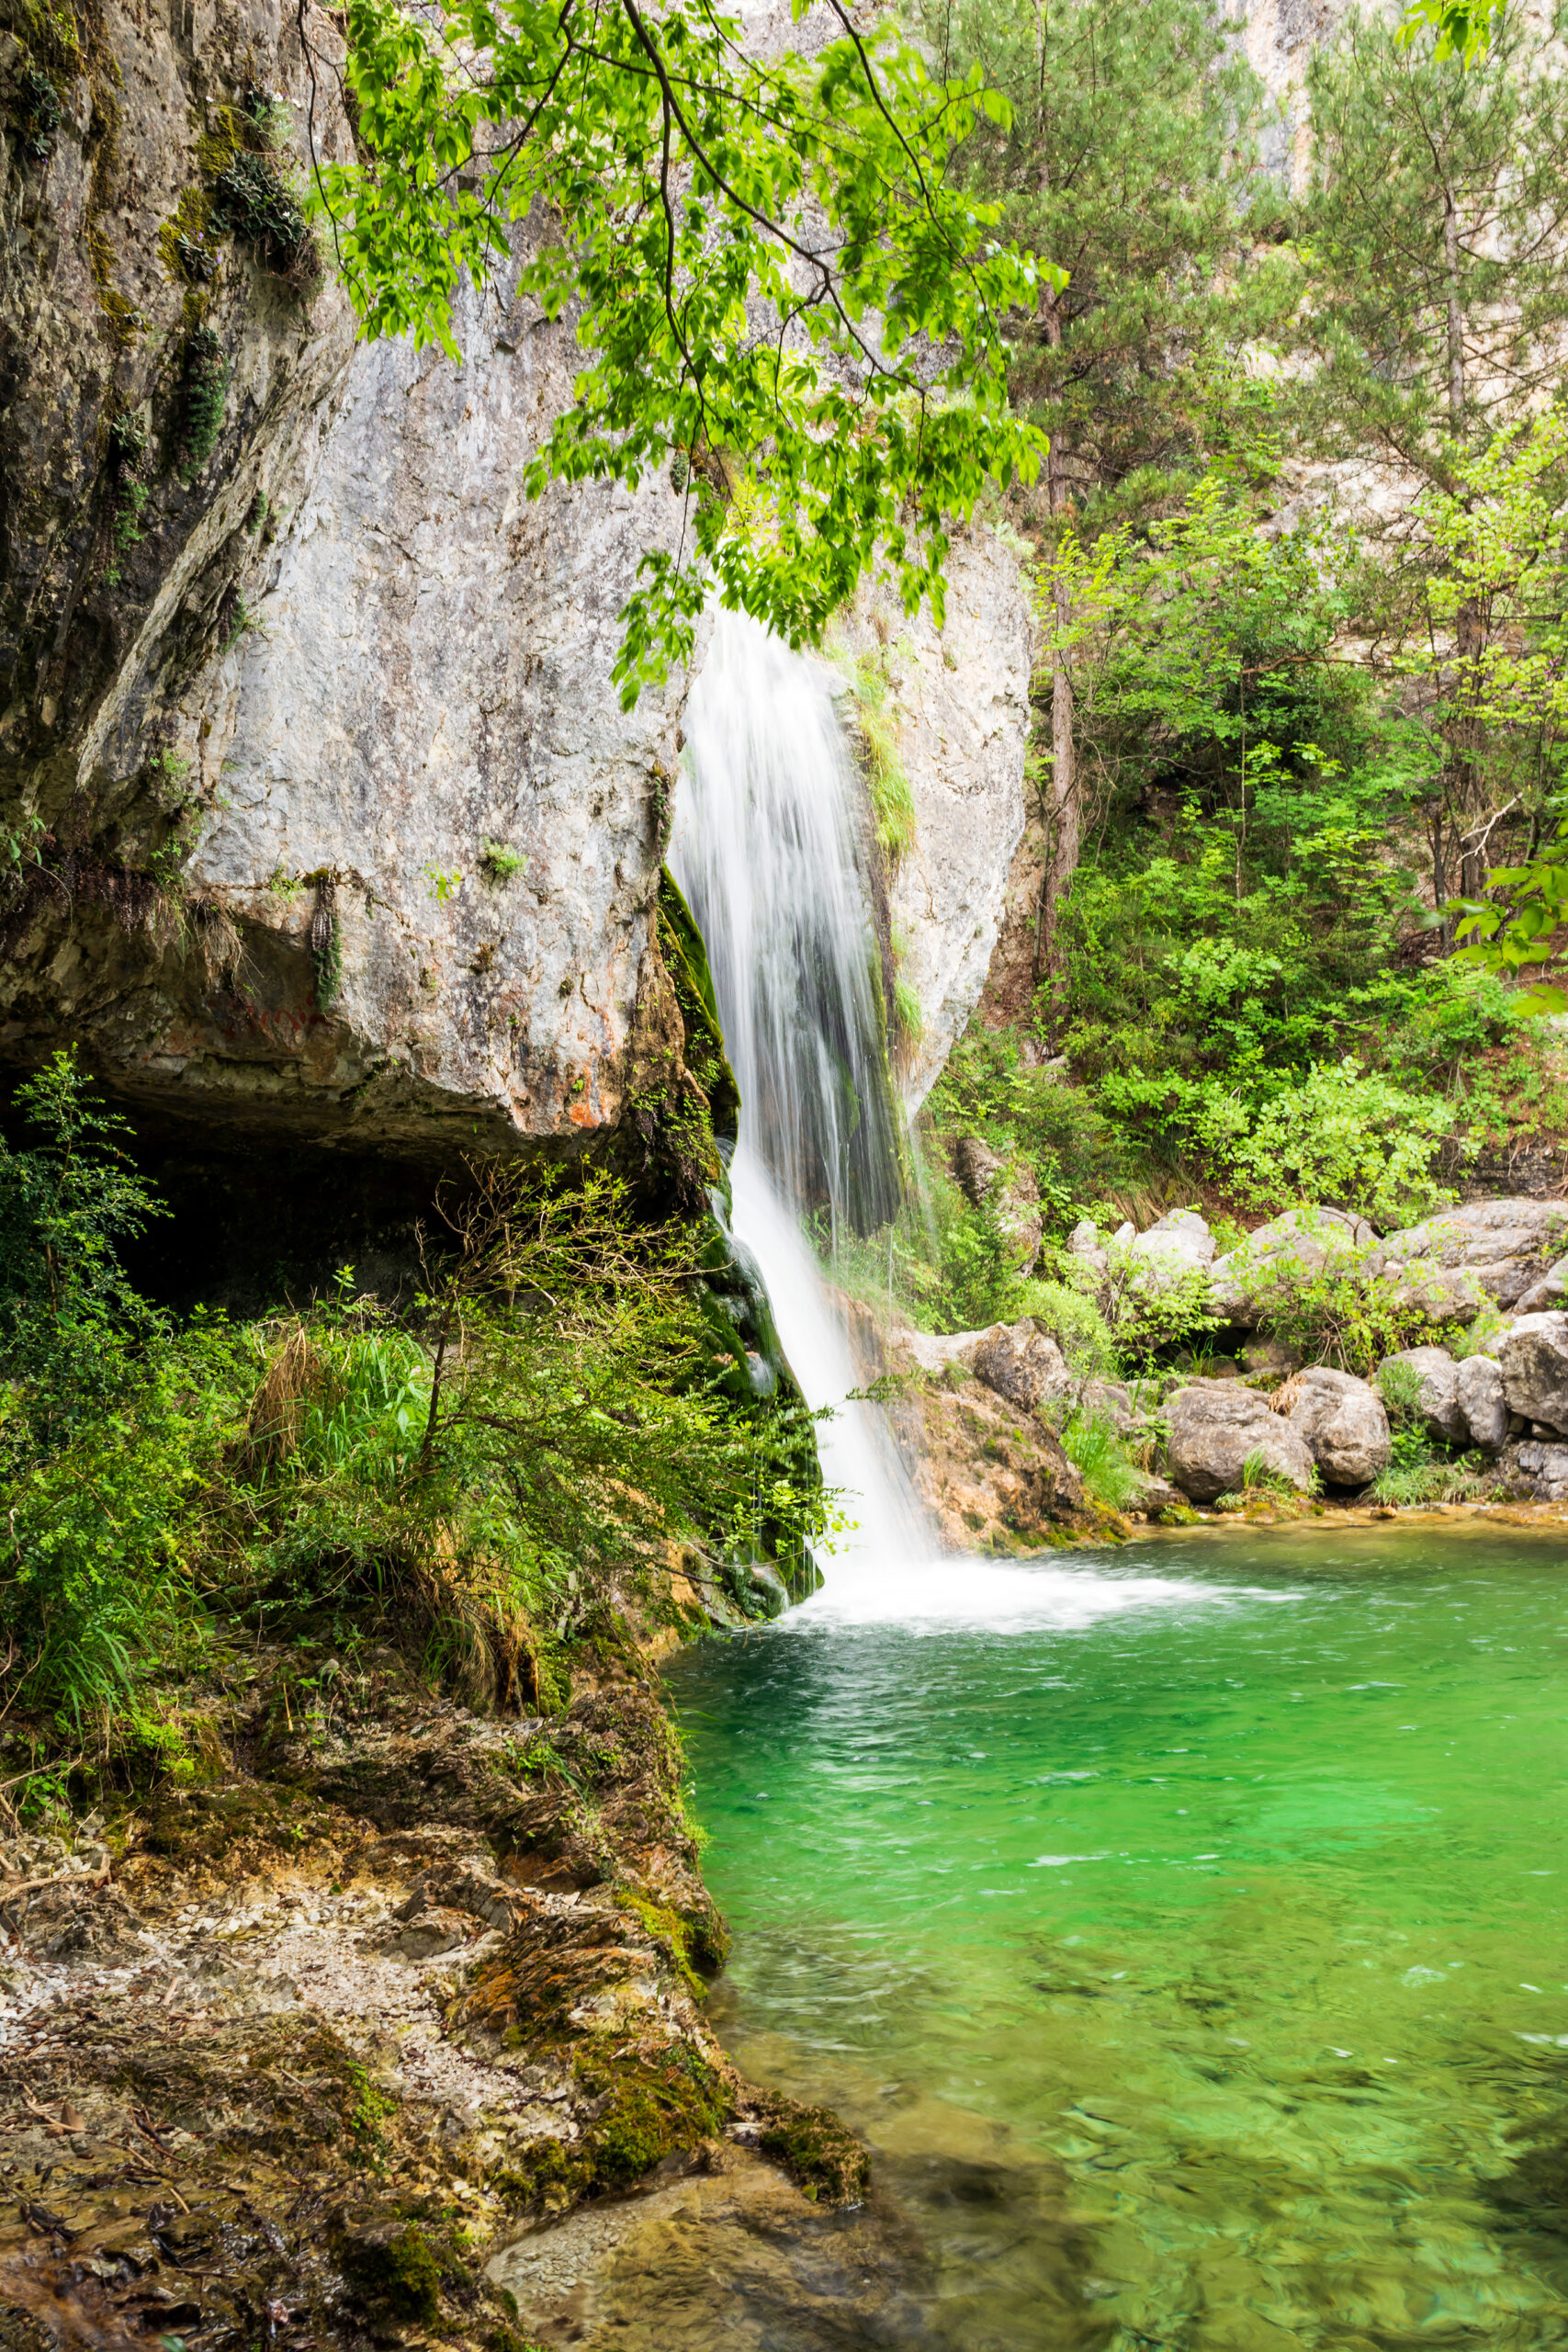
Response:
[[671, 1525, 1568, 2351]]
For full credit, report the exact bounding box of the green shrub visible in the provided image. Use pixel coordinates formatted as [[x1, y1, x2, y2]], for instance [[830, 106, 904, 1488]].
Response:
[[0, 1049, 169, 1430], [179, 323, 229, 477], [1012, 1276, 1120, 1377], [1058, 1407, 1142, 1510]]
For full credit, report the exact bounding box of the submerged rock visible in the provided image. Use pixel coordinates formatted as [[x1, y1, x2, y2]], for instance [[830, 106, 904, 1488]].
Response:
[[1277, 1366, 1391, 1487], [1162, 1380, 1317, 1502]]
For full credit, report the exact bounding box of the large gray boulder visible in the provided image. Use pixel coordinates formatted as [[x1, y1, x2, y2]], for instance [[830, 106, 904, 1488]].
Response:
[[1209, 1207, 1379, 1327], [1381, 1200, 1568, 1312], [1495, 1312, 1568, 1434], [1379, 1347, 1467, 1445], [1279, 1367, 1391, 1487], [1163, 1380, 1317, 1503], [971, 1323, 1075, 1415], [1127, 1209, 1216, 1276], [1456, 1353, 1508, 1450]]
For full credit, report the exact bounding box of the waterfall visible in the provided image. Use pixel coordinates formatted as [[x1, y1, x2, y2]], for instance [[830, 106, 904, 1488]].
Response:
[[670, 611, 934, 1579], [672, 612, 1225, 1633]]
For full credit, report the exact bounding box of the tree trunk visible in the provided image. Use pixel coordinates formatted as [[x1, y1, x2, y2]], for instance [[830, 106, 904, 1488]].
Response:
[[1443, 188, 1465, 435]]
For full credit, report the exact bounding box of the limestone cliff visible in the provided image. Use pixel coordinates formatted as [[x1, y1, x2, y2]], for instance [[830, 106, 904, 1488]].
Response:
[[2, 0, 1032, 1170]]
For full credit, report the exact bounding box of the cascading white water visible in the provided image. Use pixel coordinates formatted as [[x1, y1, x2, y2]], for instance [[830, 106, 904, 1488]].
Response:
[[671, 612, 1232, 1632], [671, 612, 931, 1582]]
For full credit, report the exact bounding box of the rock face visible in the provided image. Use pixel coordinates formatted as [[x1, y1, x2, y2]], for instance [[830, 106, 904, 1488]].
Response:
[[833, 544, 1032, 1114], [1381, 1201, 1568, 1313], [1495, 1311, 1568, 1433], [1162, 1380, 1317, 1503], [1277, 1367, 1391, 1488], [1, 0, 1031, 1168], [1380, 1346, 1468, 1446]]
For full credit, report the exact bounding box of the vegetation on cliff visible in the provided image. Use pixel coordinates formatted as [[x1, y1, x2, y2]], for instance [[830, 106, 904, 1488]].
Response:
[[0, 1054, 826, 1777]]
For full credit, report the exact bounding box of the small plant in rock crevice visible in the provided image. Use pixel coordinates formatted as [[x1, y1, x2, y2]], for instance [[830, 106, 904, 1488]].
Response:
[[480, 841, 528, 884], [178, 323, 229, 478]]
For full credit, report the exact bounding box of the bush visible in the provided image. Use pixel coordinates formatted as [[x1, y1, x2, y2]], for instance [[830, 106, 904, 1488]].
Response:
[[0, 1114, 829, 1738], [1057, 1406, 1143, 1510], [1012, 1275, 1121, 1376], [1225, 1058, 1457, 1226], [0, 1049, 168, 1433]]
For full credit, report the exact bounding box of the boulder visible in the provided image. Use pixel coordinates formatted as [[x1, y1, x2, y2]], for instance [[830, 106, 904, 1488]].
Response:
[[1126, 1210, 1216, 1274], [971, 1324, 1075, 1415], [1379, 1347, 1466, 1445], [1065, 1219, 1109, 1279], [1380, 1199, 1568, 1311], [901, 1329, 987, 1379], [1371, 1266, 1486, 1326], [1127, 1472, 1190, 1519], [1163, 1380, 1318, 1503], [1456, 1353, 1508, 1451], [1208, 1206, 1379, 1328], [1506, 1439, 1568, 1500], [1277, 1368, 1391, 1487], [1495, 1312, 1568, 1434], [1514, 1254, 1568, 1316]]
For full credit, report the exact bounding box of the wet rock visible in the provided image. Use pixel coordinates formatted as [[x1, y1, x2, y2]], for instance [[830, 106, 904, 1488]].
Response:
[[1379, 1347, 1467, 1445], [1163, 1380, 1317, 1503], [1457, 1352, 1509, 1450], [1380, 1199, 1568, 1312], [1496, 1311, 1568, 1435], [1277, 1367, 1391, 1487], [487, 2149, 932, 2351]]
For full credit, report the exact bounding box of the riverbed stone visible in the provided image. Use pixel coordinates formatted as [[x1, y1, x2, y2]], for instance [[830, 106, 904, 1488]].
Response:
[[1278, 1367, 1391, 1487], [1456, 1352, 1509, 1450], [1379, 1346, 1466, 1445], [1162, 1380, 1317, 1502], [1495, 1311, 1568, 1434]]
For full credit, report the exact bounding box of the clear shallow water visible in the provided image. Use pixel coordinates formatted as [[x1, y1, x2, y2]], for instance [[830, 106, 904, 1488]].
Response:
[[671, 1526, 1568, 2351]]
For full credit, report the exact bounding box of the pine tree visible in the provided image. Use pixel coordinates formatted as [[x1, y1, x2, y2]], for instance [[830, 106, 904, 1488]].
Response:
[[1294, 2, 1568, 903], [911, 0, 1268, 991]]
